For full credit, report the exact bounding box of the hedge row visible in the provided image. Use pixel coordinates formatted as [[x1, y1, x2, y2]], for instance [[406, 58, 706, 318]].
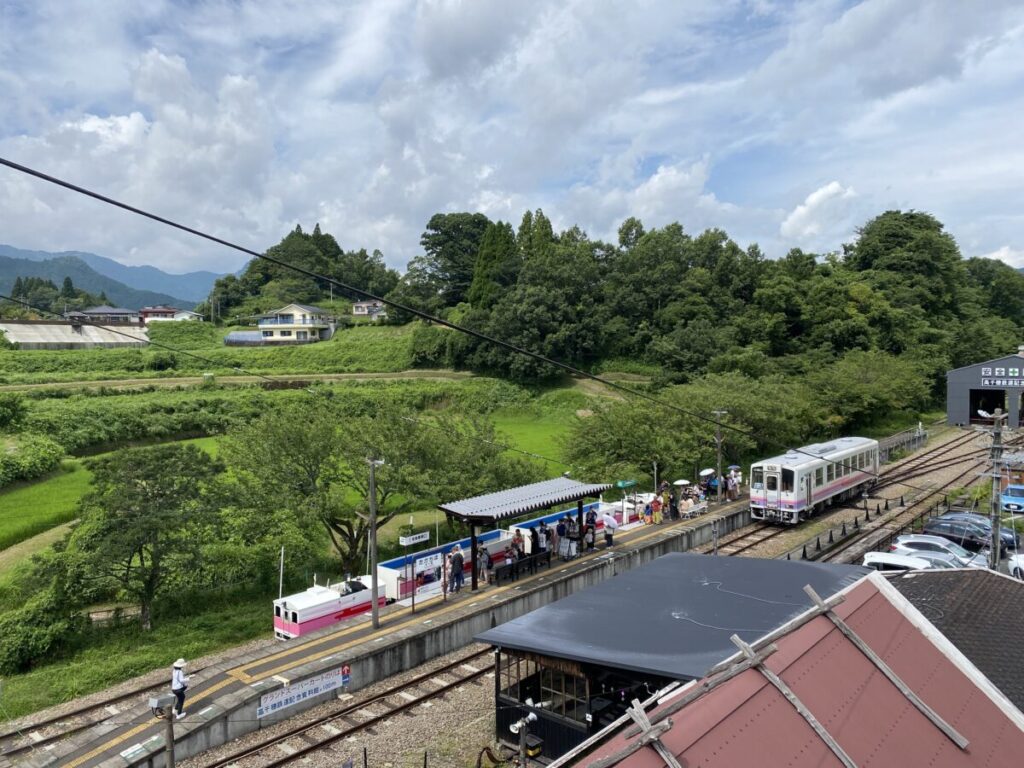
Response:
[[0, 434, 65, 489]]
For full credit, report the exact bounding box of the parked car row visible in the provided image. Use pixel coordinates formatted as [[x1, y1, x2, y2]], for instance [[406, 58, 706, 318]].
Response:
[[863, 508, 1023, 574]]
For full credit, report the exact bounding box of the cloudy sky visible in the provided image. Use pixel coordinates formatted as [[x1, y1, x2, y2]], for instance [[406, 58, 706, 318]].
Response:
[[1, 0, 1022, 274]]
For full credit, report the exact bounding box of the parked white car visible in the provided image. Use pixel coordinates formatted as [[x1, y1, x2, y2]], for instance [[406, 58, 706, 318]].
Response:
[[862, 552, 934, 572], [1009, 553, 1024, 580], [890, 534, 988, 568]]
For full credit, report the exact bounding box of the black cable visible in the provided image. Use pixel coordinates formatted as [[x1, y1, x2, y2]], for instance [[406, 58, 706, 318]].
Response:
[[0, 156, 751, 439], [0, 156, 946, 489]]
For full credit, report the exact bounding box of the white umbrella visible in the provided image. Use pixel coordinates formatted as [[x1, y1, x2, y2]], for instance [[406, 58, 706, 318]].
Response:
[[699, 468, 716, 477], [673, 479, 691, 486]]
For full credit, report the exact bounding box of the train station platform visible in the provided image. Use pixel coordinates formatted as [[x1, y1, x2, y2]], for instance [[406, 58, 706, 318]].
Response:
[[18, 502, 751, 768]]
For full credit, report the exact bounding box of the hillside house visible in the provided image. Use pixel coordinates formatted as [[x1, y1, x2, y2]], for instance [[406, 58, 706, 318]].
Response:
[[140, 306, 203, 323], [64, 305, 141, 325], [225, 303, 334, 346], [352, 300, 387, 320]]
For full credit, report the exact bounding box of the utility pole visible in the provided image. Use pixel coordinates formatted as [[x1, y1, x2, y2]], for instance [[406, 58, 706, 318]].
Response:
[[164, 711, 176, 768], [278, 546, 285, 600], [712, 409, 728, 504], [988, 409, 1006, 570], [367, 458, 385, 629]]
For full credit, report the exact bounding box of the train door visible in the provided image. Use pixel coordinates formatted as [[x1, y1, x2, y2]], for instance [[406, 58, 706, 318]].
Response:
[[804, 474, 813, 514], [765, 471, 780, 509]]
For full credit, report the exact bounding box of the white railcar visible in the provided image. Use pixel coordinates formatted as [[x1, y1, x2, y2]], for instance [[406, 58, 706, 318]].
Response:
[[749, 437, 879, 525]]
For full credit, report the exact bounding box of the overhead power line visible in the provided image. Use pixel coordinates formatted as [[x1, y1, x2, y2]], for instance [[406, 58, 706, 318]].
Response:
[[0, 156, 934, 487]]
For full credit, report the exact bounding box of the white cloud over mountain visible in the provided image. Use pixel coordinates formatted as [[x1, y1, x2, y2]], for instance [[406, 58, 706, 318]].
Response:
[[0, 0, 1021, 273]]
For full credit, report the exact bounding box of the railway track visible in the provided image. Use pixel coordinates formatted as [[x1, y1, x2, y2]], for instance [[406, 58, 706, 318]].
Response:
[[813, 458, 988, 565], [0, 677, 176, 760], [198, 647, 491, 768]]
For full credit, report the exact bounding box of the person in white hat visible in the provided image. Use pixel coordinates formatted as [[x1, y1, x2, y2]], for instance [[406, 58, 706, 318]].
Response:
[[171, 658, 189, 718]]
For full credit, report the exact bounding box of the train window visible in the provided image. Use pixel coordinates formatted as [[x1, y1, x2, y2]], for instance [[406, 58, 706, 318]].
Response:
[[275, 605, 281, 617], [291, 611, 298, 623], [766, 475, 778, 491], [815, 468, 823, 487], [782, 469, 794, 493], [827, 464, 834, 482], [752, 467, 764, 488]]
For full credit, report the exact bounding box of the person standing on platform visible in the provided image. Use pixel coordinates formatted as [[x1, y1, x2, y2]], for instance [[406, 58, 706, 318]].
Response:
[[601, 510, 618, 547], [450, 545, 465, 592], [556, 516, 569, 559], [537, 521, 549, 553], [529, 526, 539, 557], [171, 658, 189, 718], [652, 495, 663, 525]]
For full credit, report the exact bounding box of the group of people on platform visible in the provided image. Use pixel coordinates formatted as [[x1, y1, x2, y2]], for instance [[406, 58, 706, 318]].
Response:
[[455, 468, 744, 588]]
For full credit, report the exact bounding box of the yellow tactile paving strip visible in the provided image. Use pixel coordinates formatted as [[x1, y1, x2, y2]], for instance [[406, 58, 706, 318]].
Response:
[[62, 510, 737, 767]]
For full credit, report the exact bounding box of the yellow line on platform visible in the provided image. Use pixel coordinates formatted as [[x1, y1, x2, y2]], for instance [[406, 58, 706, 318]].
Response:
[[246, 514, 714, 681], [71, 512, 727, 767]]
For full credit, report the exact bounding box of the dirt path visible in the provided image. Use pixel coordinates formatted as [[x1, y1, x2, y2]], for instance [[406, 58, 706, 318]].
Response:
[[0, 369, 476, 392], [0, 522, 73, 575]]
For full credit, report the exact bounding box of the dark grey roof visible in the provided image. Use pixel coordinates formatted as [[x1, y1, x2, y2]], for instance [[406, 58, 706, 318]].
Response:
[[83, 305, 138, 314], [889, 569, 1024, 711], [439, 477, 613, 522], [476, 552, 868, 681]]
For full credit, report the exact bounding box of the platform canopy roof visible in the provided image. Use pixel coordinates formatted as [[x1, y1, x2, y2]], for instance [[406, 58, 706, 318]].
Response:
[[476, 552, 867, 681], [438, 477, 612, 523]]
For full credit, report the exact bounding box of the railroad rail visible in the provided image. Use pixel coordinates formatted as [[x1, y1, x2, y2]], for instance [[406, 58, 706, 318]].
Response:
[[0, 677, 180, 759], [811, 457, 989, 565], [198, 647, 491, 768]]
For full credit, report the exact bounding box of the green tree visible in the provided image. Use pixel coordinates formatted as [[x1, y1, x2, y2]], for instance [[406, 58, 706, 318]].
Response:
[[467, 221, 520, 308], [69, 444, 223, 630], [60, 276, 75, 299], [420, 212, 492, 306]]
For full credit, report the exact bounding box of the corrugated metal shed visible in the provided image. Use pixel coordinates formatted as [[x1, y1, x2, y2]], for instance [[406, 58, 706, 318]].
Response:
[[0, 322, 148, 349], [438, 477, 612, 522], [560, 573, 1024, 767], [476, 552, 867, 680]]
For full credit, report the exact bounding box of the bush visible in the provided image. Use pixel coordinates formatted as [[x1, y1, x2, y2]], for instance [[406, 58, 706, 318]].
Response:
[[0, 392, 27, 431], [0, 590, 87, 674], [0, 433, 65, 488]]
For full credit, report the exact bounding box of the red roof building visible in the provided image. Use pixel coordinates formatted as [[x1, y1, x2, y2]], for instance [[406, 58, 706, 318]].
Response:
[[557, 572, 1024, 767]]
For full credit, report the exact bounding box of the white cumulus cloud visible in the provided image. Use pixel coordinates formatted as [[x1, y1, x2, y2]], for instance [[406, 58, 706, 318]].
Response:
[[980, 245, 1024, 269], [780, 181, 857, 243]]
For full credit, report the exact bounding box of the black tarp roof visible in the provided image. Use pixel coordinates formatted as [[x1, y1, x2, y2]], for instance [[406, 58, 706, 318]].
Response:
[[438, 477, 613, 523], [476, 551, 868, 681]]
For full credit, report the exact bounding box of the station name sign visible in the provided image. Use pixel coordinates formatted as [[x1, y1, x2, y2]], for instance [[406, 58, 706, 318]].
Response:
[[981, 367, 1024, 387]]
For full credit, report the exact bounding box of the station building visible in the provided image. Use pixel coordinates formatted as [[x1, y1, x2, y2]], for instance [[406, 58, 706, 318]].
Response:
[[947, 346, 1024, 427], [475, 552, 866, 761]]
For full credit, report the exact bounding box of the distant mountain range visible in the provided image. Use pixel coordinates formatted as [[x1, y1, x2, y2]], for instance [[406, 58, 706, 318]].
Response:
[[0, 244, 225, 302], [0, 252, 194, 310]]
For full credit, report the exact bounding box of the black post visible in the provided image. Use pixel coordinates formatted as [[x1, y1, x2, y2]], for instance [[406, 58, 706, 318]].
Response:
[[577, 499, 585, 552], [470, 525, 479, 592], [364, 746, 368, 768], [802, 544, 808, 559]]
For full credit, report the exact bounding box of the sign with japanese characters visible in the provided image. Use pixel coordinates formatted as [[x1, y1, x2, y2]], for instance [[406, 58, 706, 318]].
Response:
[[981, 367, 1024, 387], [257, 666, 346, 718], [399, 531, 430, 546]]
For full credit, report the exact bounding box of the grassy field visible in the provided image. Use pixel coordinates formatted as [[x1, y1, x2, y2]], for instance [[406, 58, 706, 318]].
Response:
[[0, 460, 91, 551], [0, 323, 417, 385], [0, 594, 268, 720], [0, 437, 221, 553]]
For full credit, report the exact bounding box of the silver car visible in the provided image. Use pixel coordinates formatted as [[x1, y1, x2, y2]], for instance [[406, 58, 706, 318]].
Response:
[[890, 534, 988, 568]]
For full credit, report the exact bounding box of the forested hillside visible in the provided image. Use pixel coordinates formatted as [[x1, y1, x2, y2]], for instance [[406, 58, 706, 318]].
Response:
[[205, 209, 1024, 392]]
